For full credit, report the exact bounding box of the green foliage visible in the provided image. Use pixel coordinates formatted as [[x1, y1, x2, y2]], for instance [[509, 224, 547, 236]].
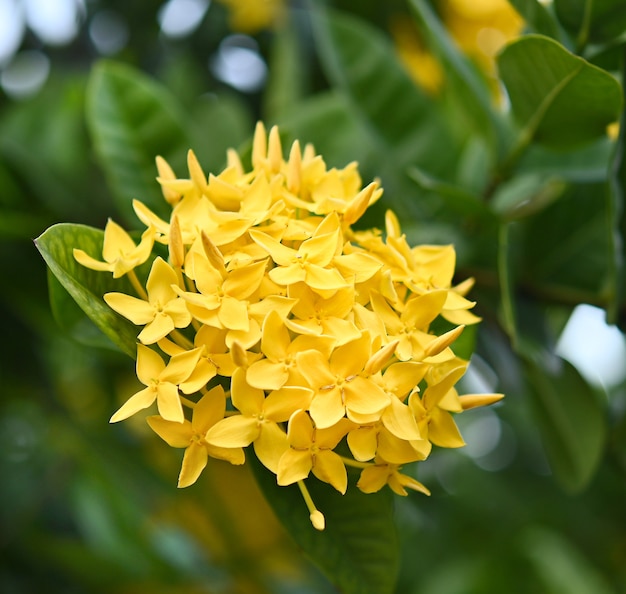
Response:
[[251, 456, 399, 594], [498, 35, 622, 149], [4, 0, 626, 592], [35, 224, 139, 357]]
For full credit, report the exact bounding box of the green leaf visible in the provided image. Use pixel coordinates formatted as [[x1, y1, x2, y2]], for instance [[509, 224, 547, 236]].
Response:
[[497, 35, 622, 149], [86, 61, 190, 224], [523, 355, 606, 492], [264, 22, 306, 124], [490, 173, 566, 220], [508, 0, 563, 40], [311, 8, 455, 174], [554, 0, 626, 46], [35, 223, 139, 357], [520, 182, 613, 299], [408, 0, 500, 151], [250, 455, 399, 594]]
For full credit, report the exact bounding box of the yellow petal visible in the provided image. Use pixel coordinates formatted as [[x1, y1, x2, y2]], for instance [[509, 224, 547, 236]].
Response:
[[178, 442, 208, 488], [147, 415, 192, 448], [381, 396, 421, 441], [161, 348, 201, 384], [287, 410, 314, 449], [205, 415, 259, 447], [246, 358, 289, 391], [136, 344, 166, 385], [110, 386, 156, 423], [73, 249, 113, 273], [260, 310, 290, 361], [146, 257, 179, 304], [156, 382, 185, 423], [192, 385, 226, 433], [428, 408, 465, 448], [357, 465, 388, 494], [309, 389, 345, 430], [138, 313, 175, 344], [312, 451, 347, 494], [458, 393, 505, 410], [218, 296, 249, 332], [263, 386, 312, 422], [347, 427, 378, 461], [253, 422, 289, 473], [104, 292, 155, 325], [230, 369, 264, 415], [345, 377, 389, 415], [277, 448, 312, 485]]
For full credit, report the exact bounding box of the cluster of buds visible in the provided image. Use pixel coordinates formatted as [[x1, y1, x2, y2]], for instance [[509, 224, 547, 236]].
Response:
[[74, 123, 502, 530]]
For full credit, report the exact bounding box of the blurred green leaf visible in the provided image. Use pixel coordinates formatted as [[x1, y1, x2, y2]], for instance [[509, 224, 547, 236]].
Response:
[[554, 0, 626, 47], [278, 91, 372, 169], [47, 271, 122, 351], [35, 223, 138, 357], [520, 183, 613, 298], [87, 60, 190, 224], [251, 456, 399, 594], [188, 93, 252, 172], [491, 173, 566, 220], [522, 343, 606, 492], [521, 526, 615, 594], [509, 0, 563, 40], [312, 8, 455, 175], [408, 0, 500, 151], [264, 22, 306, 124], [518, 137, 614, 183], [498, 35, 622, 149]]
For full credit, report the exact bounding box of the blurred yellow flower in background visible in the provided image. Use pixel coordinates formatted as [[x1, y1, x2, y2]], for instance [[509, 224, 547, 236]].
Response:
[[393, 0, 524, 95]]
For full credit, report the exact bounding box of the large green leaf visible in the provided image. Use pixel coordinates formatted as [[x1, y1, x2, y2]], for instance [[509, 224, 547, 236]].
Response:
[[509, 0, 563, 40], [554, 0, 626, 46], [497, 35, 622, 149], [86, 61, 190, 224], [408, 0, 500, 152], [523, 354, 606, 492], [499, 222, 607, 492], [35, 223, 139, 357], [311, 8, 455, 175], [250, 455, 399, 594]]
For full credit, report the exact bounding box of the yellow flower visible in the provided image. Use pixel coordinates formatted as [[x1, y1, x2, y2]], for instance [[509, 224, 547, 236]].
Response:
[[249, 215, 348, 298], [297, 332, 391, 429], [409, 364, 469, 448], [104, 257, 191, 344], [246, 309, 335, 391], [285, 283, 361, 345], [158, 325, 237, 393], [73, 219, 154, 278], [74, 121, 503, 529], [147, 385, 245, 488], [357, 461, 431, 496], [205, 370, 311, 473], [277, 410, 353, 493], [174, 254, 267, 332], [216, 0, 284, 33], [111, 344, 200, 424]]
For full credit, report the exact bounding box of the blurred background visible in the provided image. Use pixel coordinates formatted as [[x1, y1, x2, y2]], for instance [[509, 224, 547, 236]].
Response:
[[2, 0, 626, 593]]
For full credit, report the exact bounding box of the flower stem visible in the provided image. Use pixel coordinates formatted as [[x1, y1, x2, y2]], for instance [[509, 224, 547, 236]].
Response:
[[128, 269, 148, 300], [297, 480, 325, 531], [341, 456, 372, 469]]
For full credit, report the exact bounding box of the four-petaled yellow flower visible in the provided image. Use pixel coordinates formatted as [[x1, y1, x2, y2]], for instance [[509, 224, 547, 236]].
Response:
[[147, 385, 245, 487], [73, 218, 154, 278], [111, 344, 200, 424], [278, 410, 353, 494], [104, 256, 192, 344]]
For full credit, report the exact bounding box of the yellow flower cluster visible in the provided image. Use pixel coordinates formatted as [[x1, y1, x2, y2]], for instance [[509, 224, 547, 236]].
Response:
[[75, 123, 502, 530]]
